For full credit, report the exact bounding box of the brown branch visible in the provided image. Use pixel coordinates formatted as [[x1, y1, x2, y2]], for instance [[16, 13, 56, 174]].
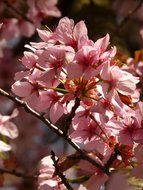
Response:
[[114, 0, 143, 35], [0, 168, 37, 180], [104, 146, 120, 170], [63, 97, 80, 135], [58, 152, 82, 172], [3, 0, 33, 24], [0, 88, 108, 174], [51, 151, 73, 190]]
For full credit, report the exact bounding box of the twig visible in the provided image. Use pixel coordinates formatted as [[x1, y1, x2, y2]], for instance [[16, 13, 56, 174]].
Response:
[[0, 168, 37, 180], [51, 151, 73, 190], [3, 0, 33, 24], [63, 97, 80, 135], [66, 97, 80, 126], [0, 88, 108, 174], [104, 146, 120, 170], [58, 152, 82, 172], [114, 0, 143, 35]]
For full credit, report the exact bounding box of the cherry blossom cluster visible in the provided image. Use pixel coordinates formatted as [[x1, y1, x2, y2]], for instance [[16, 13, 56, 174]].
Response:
[[11, 17, 143, 189]]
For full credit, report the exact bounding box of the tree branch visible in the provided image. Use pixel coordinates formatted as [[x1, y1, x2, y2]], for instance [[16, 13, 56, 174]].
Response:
[[63, 97, 80, 135], [104, 146, 120, 170], [51, 151, 73, 190], [119, 0, 143, 30], [58, 152, 82, 172], [0, 168, 37, 180], [3, 0, 33, 24], [0, 88, 108, 174], [113, 0, 143, 37]]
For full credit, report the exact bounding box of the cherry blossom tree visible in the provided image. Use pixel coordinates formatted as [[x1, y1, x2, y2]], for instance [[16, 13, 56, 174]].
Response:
[[0, 0, 143, 190]]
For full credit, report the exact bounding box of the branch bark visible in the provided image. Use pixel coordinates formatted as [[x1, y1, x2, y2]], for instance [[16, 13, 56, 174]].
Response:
[[114, 0, 143, 35], [3, 0, 33, 24], [51, 151, 73, 190], [0, 168, 37, 179], [0, 88, 108, 174]]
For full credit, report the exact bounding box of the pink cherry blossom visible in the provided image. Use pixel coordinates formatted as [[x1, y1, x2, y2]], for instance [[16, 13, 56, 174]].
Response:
[[21, 51, 38, 69], [106, 114, 143, 146], [27, 0, 61, 27], [12, 80, 50, 112], [67, 34, 116, 79], [36, 0, 61, 17], [55, 17, 88, 50], [38, 155, 66, 190], [37, 29, 57, 44], [0, 109, 18, 152], [10, 16, 143, 189], [0, 19, 20, 40], [70, 113, 106, 147], [85, 172, 108, 190], [0, 0, 61, 41], [99, 61, 139, 97], [0, 109, 18, 139], [18, 20, 35, 37], [37, 46, 66, 80], [77, 160, 108, 190]]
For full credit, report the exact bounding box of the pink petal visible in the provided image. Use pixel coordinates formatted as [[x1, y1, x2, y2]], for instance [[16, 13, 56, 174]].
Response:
[[86, 173, 108, 190], [118, 130, 133, 145], [50, 102, 64, 123], [35, 92, 52, 112], [19, 21, 35, 37], [14, 71, 30, 81], [39, 156, 55, 174], [38, 180, 57, 190], [12, 81, 33, 97], [37, 0, 61, 17], [117, 79, 136, 95], [22, 51, 38, 69], [106, 120, 123, 135], [100, 62, 111, 81], [96, 81, 110, 98], [56, 17, 74, 44], [0, 121, 18, 139], [37, 29, 54, 42], [67, 62, 83, 79], [94, 33, 110, 53], [10, 108, 19, 118], [73, 21, 88, 40], [25, 92, 40, 111], [100, 46, 116, 61]]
